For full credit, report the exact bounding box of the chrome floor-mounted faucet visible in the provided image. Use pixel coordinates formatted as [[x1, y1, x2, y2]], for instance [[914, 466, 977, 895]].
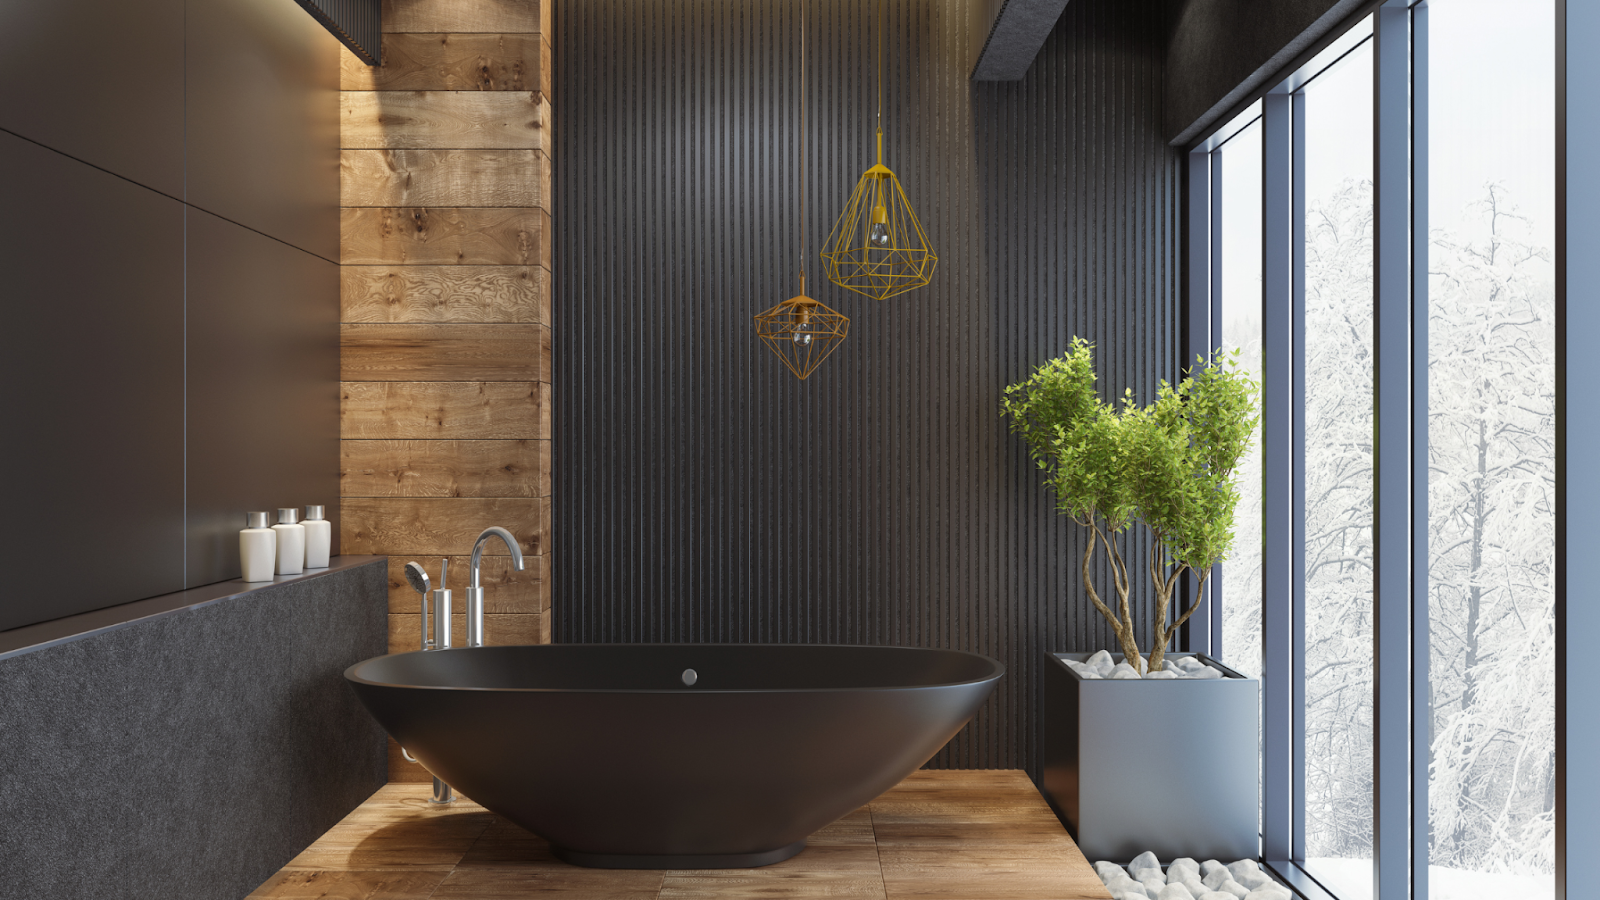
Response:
[[402, 559, 456, 804], [465, 526, 526, 647]]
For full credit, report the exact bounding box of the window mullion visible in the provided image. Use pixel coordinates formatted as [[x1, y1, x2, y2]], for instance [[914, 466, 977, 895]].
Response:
[[1261, 89, 1295, 865], [1372, 4, 1414, 898], [1291, 87, 1308, 868], [1186, 148, 1215, 657]]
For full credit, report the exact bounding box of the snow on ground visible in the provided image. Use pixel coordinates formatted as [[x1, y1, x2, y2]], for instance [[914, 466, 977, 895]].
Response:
[[1304, 858, 1554, 900]]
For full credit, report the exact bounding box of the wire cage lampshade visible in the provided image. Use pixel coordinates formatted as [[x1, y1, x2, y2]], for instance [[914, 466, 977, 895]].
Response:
[[821, 0, 936, 301], [755, 2, 848, 381], [754, 274, 850, 380], [821, 132, 937, 300]]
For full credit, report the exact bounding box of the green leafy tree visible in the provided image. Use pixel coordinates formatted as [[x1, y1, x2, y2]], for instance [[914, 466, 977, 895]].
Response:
[[1003, 338, 1259, 672]]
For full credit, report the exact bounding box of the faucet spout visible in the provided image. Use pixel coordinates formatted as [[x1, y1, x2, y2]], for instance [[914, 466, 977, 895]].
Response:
[[465, 526, 526, 647]]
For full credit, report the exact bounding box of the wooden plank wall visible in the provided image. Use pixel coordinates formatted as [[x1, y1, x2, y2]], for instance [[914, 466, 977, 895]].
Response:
[[339, 0, 553, 782]]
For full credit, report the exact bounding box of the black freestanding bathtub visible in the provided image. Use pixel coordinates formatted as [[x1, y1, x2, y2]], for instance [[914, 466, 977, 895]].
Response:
[[345, 643, 1002, 868]]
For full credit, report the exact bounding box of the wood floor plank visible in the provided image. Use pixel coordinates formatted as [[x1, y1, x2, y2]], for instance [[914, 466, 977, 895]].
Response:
[[246, 868, 450, 899], [342, 382, 549, 440], [341, 92, 551, 151], [659, 844, 888, 899], [341, 34, 547, 93], [340, 324, 550, 382], [343, 265, 550, 324], [342, 439, 549, 498], [342, 150, 549, 209], [341, 495, 547, 555], [341, 208, 550, 267]]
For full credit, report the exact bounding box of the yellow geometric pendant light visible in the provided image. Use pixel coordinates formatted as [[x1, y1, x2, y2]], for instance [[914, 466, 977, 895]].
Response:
[[755, 3, 849, 380], [821, 0, 936, 301]]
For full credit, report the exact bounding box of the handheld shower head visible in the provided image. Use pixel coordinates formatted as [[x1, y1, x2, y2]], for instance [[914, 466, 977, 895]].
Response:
[[404, 561, 431, 596]]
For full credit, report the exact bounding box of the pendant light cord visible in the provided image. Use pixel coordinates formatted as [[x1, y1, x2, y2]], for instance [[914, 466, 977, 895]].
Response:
[[876, 0, 882, 135], [800, 0, 806, 287]]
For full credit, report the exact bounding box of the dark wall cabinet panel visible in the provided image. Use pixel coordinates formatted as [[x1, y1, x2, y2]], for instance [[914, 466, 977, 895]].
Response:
[[0, 0, 186, 197], [187, 0, 341, 261], [186, 210, 340, 588], [556, 0, 1181, 772], [0, 132, 185, 633]]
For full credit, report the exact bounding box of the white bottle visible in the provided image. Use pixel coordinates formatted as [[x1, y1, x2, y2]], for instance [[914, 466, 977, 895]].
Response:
[[273, 508, 306, 576], [302, 505, 332, 569], [240, 512, 278, 582]]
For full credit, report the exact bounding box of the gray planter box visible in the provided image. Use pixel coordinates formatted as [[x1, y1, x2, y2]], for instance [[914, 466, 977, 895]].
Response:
[[1037, 651, 1258, 863]]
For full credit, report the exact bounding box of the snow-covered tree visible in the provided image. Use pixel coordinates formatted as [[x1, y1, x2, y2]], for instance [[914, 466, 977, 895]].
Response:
[[1426, 183, 1555, 876], [1302, 178, 1376, 862]]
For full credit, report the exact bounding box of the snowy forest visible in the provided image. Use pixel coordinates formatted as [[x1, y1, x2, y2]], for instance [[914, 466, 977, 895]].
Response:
[[1219, 178, 1555, 889]]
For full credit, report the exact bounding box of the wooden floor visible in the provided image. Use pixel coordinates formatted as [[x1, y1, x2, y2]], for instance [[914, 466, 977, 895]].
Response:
[[250, 770, 1112, 900]]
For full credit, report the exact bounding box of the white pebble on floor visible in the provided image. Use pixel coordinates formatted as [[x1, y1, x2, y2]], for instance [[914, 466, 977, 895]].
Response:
[[1094, 853, 1294, 900]]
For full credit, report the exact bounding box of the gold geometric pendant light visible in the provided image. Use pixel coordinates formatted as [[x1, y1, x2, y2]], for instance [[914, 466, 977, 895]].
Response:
[[754, 273, 850, 380], [755, 2, 849, 380], [822, 0, 936, 300]]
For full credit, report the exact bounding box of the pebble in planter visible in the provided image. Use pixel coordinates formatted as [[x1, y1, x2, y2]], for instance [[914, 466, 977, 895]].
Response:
[[1067, 649, 1225, 680], [1094, 852, 1293, 900]]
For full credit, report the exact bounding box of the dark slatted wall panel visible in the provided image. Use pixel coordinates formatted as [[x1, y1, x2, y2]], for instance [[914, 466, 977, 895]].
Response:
[[295, 0, 381, 65], [555, 0, 1181, 772]]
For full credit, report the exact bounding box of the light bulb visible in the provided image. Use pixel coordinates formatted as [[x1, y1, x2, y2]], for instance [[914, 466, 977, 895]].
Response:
[[792, 322, 812, 345], [869, 204, 890, 247]]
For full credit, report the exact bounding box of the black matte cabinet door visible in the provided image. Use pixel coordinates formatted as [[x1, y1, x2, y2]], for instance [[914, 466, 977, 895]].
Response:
[[0, 133, 185, 632], [0, 0, 185, 198], [185, 209, 340, 588], [186, 0, 340, 261]]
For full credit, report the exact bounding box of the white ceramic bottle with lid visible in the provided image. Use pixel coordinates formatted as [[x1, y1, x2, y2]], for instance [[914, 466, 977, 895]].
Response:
[[303, 505, 332, 569], [240, 512, 277, 582], [273, 508, 306, 575]]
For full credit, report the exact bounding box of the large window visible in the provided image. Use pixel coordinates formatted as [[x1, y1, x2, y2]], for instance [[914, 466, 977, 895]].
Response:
[[1217, 114, 1264, 683], [1426, 0, 1556, 896], [1188, 2, 1556, 898], [1299, 32, 1376, 899]]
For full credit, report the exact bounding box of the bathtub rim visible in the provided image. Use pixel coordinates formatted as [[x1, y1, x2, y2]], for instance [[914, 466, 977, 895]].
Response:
[[344, 642, 1005, 694]]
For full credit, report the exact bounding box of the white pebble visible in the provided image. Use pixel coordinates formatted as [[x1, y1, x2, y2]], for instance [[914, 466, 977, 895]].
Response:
[[1113, 887, 1150, 900], [1226, 861, 1261, 883], [1145, 670, 1179, 679], [1219, 881, 1249, 899], [1199, 860, 1229, 879], [1243, 890, 1291, 900], [1094, 861, 1126, 883], [1129, 851, 1163, 872], [1179, 876, 1211, 897], [1085, 650, 1115, 672], [1079, 669, 1104, 679], [1233, 869, 1270, 890], [1110, 662, 1143, 679], [1106, 875, 1144, 894], [1202, 868, 1232, 890], [1157, 884, 1197, 900], [1131, 868, 1164, 885], [1167, 858, 1201, 882], [1189, 665, 1223, 679], [1196, 893, 1236, 900]]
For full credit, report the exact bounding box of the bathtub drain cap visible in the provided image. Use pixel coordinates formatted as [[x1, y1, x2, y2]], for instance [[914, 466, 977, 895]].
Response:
[[681, 668, 698, 686]]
